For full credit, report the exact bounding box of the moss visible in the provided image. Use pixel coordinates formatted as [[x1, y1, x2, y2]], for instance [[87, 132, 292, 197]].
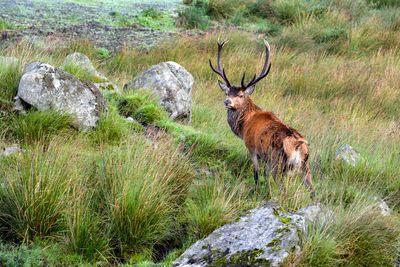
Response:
[[275, 227, 290, 234], [202, 244, 209, 250], [273, 208, 292, 226], [266, 238, 281, 248], [98, 84, 115, 91], [134, 104, 164, 124], [206, 248, 270, 266]]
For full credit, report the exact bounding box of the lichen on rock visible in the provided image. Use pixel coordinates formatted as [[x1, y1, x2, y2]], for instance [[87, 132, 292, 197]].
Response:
[[174, 202, 330, 267]]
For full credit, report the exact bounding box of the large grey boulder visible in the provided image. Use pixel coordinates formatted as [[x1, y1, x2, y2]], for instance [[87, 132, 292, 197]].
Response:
[[335, 144, 362, 167], [174, 202, 329, 267], [123, 61, 193, 124], [61, 52, 108, 81], [18, 62, 107, 130]]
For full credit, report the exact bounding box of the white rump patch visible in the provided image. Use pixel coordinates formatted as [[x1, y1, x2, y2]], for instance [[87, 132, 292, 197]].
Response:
[[288, 149, 302, 170]]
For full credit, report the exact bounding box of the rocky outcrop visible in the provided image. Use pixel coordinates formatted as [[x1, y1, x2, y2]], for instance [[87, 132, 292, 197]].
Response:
[[123, 61, 193, 124], [174, 202, 330, 267], [18, 61, 107, 130], [335, 144, 362, 167], [61, 52, 108, 81]]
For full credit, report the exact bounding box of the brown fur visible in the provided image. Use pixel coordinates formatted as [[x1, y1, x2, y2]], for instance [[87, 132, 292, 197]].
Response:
[[210, 40, 314, 196], [225, 89, 315, 196]]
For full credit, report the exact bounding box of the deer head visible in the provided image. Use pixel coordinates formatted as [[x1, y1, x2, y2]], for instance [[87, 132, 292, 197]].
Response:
[[209, 40, 271, 110]]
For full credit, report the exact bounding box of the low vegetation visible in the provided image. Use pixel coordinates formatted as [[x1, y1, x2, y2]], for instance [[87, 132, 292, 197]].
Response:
[[0, 19, 16, 30], [0, 0, 400, 265]]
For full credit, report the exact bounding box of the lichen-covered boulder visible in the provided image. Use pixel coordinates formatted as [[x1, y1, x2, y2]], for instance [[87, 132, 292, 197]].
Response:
[[18, 61, 107, 130], [123, 61, 193, 124], [174, 202, 329, 267], [335, 144, 362, 167], [61, 52, 108, 81]]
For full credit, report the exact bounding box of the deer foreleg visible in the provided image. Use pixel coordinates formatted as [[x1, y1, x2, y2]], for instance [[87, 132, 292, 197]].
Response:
[[250, 153, 259, 186]]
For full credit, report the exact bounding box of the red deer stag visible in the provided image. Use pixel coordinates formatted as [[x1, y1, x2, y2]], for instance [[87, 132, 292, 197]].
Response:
[[209, 40, 315, 196]]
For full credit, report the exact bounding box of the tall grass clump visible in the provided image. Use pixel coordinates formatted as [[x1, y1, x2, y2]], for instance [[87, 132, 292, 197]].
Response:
[[206, 0, 237, 19], [66, 194, 110, 261], [272, 0, 303, 24], [11, 110, 75, 143], [61, 62, 105, 83], [295, 197, 400, 266], [0, 61, 21, 112], [90, 104, 133, 145], [116, 89, 167, 124], [177, 6, 210, 29], [184, 174, 249, 240], [0, 140, 79, 242], [92, 137, 193, 257]]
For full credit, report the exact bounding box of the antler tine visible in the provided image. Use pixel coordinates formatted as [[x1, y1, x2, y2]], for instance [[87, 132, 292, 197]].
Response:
[[244, 40, 271, 89], [209, 40, 231, 87], [241, 72, 246, 88]]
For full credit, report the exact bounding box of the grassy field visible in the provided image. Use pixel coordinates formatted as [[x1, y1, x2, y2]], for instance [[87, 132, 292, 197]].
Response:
[[1, 0, 400, 266]]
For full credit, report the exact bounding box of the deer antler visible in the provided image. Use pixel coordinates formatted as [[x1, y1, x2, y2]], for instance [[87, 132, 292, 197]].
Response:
[[209, 40, 232, 87], [241, 40, 271, 89]]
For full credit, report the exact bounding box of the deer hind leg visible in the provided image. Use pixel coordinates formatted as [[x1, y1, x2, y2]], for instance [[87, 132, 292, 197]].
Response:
[[250, 152, 260, 186], [300, 162, 315, 198], [288, 149, 315, 198], [263, 150, 282, 183]]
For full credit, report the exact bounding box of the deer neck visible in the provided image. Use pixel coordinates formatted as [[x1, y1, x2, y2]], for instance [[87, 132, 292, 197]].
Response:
[[227, 98, 260, 139]]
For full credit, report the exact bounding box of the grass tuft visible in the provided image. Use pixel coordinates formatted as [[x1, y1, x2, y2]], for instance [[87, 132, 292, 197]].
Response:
[[11, 110, 75, 143]]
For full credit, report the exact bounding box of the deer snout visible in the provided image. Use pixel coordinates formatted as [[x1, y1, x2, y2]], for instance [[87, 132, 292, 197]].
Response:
[[224, 99, 233, 108]]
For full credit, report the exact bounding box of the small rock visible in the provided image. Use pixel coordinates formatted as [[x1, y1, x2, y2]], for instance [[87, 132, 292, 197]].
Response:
[[373, 197, 390, 216], [125, 117, 135, 123], [12, 96, 26, 114], [0, 56, 18, 68], [335, 144, 361, 167], [294, 203, 335, 234], [18, 61, 108, 130], [0, 146, 26, 157], [123, 61, 193, 124], [94, 82, 120, 93], [379, 200, 390, 216], [61, 52, 108, 81]]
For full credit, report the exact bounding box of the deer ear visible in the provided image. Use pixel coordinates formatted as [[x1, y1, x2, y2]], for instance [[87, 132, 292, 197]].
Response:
[[244, 85, 255, 95], [218, 80, 229, 92]]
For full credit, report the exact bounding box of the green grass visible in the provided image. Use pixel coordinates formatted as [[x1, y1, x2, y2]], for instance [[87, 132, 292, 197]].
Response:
[[177, 6, 210, 29], [0, 19, 16, 30], [61, 62, 105, 83], [10, 110, 75, 144], [184, 174, 250, 240], [115, 8, 176, 31], [1, 1, 400, 265], [0, 140, 77, 242], [0, 61, 21, 106]]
